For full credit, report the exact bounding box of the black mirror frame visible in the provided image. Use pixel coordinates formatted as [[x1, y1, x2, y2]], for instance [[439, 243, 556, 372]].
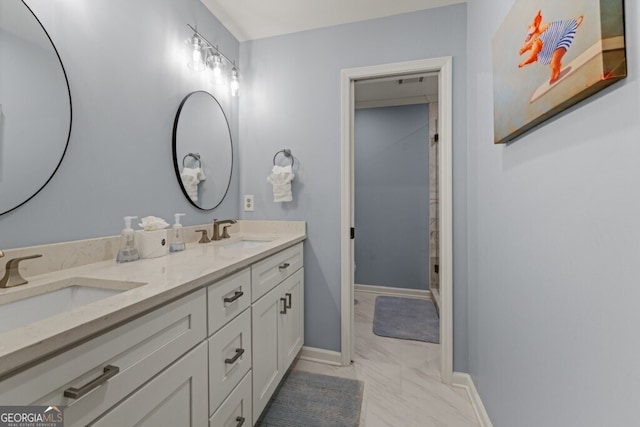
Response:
[[0, 0, 73, 216], [172, 90, 233, 211]]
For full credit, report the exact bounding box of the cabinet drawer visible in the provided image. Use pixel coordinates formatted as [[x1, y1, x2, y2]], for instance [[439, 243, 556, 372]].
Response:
[[251, 243, 303, 302], [209, 308, 252, 415], [91, 342, 208, 427], [0, 289, 207, 427], [209, 370, 252, 427], [207, 268, 251, 335]]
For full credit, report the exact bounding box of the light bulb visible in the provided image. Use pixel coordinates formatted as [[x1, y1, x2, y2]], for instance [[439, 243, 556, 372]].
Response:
[[230, 67, 239, 96], [208, 53, 225, 84], [187, 36, 205, 71]]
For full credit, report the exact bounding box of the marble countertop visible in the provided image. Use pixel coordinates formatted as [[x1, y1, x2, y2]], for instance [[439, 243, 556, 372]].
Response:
[[0, 223, 305, 379]]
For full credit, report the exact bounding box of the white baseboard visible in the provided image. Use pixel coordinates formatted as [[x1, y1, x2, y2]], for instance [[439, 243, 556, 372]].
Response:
[[355, 283, 431, 299], [452, 372, 493, 427], [298, 346, 342, 366]]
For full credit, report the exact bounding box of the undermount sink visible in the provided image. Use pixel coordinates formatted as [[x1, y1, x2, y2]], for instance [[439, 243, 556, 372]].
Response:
[[0, 278, 143, 334], [221, 239, 272, 249]]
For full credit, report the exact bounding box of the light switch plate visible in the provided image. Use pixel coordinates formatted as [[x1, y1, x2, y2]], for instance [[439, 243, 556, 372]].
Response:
[[243, 195, 254, 212]]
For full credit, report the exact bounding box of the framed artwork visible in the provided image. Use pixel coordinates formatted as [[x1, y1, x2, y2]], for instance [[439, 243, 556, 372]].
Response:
[[492, 0, 626, 144]]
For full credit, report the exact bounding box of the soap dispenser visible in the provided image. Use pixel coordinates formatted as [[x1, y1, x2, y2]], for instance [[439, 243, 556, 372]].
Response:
[[169, 213, 186, 252], [116, 216, 140, 263]]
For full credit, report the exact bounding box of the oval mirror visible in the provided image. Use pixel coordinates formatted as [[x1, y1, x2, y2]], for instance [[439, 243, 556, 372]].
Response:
[[172, 91, 233, 210], [0, 0, 72, 215]]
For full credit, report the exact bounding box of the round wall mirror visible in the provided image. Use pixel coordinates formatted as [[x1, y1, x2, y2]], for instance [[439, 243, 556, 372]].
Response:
[[0, 0, 72, 215], [172, 91, 233, 210]]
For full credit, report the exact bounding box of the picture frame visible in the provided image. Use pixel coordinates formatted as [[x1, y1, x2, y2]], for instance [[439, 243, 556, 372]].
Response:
[[492, 0, 627, 144]]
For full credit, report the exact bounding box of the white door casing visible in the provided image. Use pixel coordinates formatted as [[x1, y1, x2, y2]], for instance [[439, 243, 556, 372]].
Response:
[[340, 57, 453, 384]]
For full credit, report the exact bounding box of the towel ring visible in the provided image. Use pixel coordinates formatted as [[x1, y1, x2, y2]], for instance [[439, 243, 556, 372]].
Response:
[[273, 149, 294, 167], [183, 152, 202, 168]]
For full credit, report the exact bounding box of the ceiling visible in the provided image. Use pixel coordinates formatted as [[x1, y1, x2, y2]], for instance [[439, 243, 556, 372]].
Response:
[[355, 73, 439, 109], [200, 0, 466, 41]]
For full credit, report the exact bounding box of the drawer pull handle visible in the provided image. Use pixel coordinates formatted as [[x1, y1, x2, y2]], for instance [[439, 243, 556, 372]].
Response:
[[224, 290, 244, 303], [64, 365, 120, 399], [280, 297, 288, 314], [278, 262, 290, 270], [285, 292, 292, 309], [235, 416, 245, 427], [225, 348, 245, 364]]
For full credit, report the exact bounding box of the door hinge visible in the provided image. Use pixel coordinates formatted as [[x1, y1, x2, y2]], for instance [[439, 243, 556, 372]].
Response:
[[350, 227, 355, 239]]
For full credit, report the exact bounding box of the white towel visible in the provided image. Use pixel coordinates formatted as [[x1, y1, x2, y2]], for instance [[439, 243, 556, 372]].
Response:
[[267, 165, 294, 202], [180, 167, 206, 202]]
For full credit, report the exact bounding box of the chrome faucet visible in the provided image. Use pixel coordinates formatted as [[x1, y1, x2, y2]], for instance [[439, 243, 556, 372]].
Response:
[[0, 254, 42, 288], [212, 219, 237, 241]]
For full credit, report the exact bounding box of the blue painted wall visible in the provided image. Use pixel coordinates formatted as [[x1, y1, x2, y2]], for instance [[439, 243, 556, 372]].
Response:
[[354, 104, 429, 291], [467, 0, 640, 425], [239, 4, 468, 368], [0, 0, 240, 248]]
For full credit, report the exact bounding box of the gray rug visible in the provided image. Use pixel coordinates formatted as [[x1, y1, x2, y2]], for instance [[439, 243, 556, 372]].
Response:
[[256, 370, 364, 426], [373, 296, 439, 343]]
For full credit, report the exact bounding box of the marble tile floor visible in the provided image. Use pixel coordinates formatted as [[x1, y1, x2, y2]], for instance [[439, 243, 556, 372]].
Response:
[[292, 291, 480, 427]]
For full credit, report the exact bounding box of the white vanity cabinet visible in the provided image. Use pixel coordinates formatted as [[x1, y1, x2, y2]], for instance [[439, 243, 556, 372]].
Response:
[[0, 288, 208, 427], [251, 245, 304, 422], [0, 240, 305, 427], [212, 242, 305, 425]]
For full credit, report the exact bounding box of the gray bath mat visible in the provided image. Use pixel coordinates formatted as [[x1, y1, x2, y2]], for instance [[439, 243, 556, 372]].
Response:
[[256, 370, 364, 426], [373, 296, 439, 343]]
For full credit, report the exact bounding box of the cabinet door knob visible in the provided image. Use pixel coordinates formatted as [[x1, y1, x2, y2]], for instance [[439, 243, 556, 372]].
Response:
[[63, 365, 120, 399], [224, 348, 245, 364], [223, 290, 244, 304], [235, 416, 246, 427], [278, 262, 290, 270], [280, 297, 288, 314], [285, 292, 292, 309]]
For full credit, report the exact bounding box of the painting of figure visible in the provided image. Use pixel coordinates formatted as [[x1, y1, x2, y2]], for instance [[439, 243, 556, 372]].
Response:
[[493, 0, 626, 144], [518, 11, 584, 83]]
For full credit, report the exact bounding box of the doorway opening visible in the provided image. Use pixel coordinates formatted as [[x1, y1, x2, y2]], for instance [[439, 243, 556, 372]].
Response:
[[340, 57, 453, 383]]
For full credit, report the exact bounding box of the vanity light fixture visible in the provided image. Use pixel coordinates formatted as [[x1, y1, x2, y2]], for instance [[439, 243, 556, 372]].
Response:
[[209, 52, 225, 85], [186, 24, 240, 95], [187, 35, 205, 72], [230, 67, 239, 97]]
